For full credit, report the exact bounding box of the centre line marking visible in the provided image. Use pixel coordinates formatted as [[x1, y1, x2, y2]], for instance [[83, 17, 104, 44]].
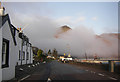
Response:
[[108, 77, 117, 80], [19, 75, 31, 81], [98, 73, 105, 76], [47, 78, 51, 82]]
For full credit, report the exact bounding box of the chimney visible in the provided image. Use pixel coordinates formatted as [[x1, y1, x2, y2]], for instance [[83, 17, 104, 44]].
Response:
[[0, 2, 5, 16], [0, 2, 1, 8], [20, 28, 21, 31]]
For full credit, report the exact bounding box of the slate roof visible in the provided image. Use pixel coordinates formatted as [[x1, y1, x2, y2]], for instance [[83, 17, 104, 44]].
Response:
[[0, 14, 17, 45], [0, 14, 32, 46]]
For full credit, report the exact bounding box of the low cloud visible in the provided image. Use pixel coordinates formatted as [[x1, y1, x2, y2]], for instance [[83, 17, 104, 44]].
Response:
[[3, 2, 118, 59], [76, 16, 86, 21], [55, 16, 86, 27], [92, 17, 97, 21], [11, 14, 118, 58]]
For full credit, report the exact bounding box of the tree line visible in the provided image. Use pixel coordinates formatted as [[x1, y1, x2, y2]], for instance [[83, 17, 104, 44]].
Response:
[[32, 47, 58, 62]]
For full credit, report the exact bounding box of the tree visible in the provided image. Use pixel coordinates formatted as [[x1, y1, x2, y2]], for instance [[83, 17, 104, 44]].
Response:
[[52, 48, 58, 59], [48, 49, 51, 55], [37, 49, 43, 61], [37, 49, 47, 62], [32, 46, 39, 55], [37, 49, 43, 57]]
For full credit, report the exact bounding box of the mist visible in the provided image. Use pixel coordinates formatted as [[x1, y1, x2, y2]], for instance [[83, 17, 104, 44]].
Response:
[[3, 2, 118, 59], [10, 13, 118, 59]]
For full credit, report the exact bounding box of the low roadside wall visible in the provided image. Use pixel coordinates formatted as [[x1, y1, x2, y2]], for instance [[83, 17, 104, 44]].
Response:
[[68, 61, 120, 74]]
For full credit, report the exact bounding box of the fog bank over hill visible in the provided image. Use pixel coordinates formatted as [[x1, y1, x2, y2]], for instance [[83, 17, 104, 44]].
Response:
[[10, 13, 118, 59], [54, 25, 118, 58], [3, 4, 118, 59]]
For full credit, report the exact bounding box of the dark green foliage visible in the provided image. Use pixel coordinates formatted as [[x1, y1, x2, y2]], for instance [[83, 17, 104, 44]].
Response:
[[37, 49, 47, 61], [32, 47, 39, 55], [48, 49, 51, 55], [52, 48, 58, 58]]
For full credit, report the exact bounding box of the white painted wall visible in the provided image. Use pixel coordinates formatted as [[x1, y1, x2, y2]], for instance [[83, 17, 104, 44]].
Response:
[[61, 58, 72, 61], [15, 32, 33, 65], [0, 25, 3, 82], [29, 44, 33, 64], [30, 46, 33, 64], [15, 32, 22, 65], [0, 16, 33, 81], [2, 21, 16, 80], [23, 43, 33, 64], [21, 45, 26, 64]]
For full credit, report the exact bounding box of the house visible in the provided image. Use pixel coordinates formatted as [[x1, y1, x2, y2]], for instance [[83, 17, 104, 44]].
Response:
[[59, 54, 73, 61], [0, 4, 33, 81], [66, 54, 72, 61], [15, 30, 33, 65], [0, 11, 2, 82], [59, 55, 65, 61], [47, 55, 55, 59], [0, 7, 17, 80]]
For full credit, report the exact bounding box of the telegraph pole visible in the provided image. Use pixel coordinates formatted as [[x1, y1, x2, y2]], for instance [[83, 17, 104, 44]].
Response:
[[85, 52, 87, 61]]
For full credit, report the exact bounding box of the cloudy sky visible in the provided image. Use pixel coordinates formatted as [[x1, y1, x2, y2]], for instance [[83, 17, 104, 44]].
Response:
[[2, 2, 119, 58], [3, 2, 118, 34]]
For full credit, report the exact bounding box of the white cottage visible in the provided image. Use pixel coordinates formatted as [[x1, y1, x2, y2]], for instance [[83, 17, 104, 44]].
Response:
[[14, 30, 33, 65], [0, 14, 2, 82], [0, 4, 33, 81], [0, 11, 17, 81]]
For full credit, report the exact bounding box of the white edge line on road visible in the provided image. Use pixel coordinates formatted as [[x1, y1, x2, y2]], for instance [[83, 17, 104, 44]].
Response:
[[47, 78, 51, 82], [98, 73, 105, 76], [108, 77, 117, 80], [18, 75, 31, 82]]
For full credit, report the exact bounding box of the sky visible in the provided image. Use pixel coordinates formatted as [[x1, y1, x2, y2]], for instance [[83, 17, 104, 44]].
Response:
[[3, 2, 118, 35], [48, 2, 118, 34], [1, 2, 119, 58]]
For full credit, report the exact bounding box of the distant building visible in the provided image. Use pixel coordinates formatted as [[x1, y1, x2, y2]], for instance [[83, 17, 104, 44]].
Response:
[[16, 31, 33, 65], [59, 54, 73, 61]]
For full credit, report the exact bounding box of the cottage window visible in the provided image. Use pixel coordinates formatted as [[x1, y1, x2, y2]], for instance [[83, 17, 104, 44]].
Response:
[[22, 51, 25, 60], [19, 50, 21, 60], [2, 38, 9, 68], [23, 41, 25, 46], [27, 52, 29, 60]]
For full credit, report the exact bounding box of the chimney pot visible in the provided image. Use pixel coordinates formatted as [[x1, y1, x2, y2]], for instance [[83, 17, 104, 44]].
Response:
[[0, 2, 5, 16]]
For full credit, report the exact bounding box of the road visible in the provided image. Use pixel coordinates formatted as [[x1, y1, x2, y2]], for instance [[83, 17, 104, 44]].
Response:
[[21, 60, 119, 81]]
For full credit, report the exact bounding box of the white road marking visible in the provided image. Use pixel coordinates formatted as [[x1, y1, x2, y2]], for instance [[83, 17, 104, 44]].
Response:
[[47, 78, 51, 82], [108, 77, 117, 80], [19, 68, 23, 71], [18, 75, 31, 81], [32, 65, 35, 67], [28, 65, 31, 67], [98, 73, 105, 76]]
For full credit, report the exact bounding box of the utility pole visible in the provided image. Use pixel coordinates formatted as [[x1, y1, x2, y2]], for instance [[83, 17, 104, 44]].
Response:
[[66, 43, 70, 56], [85, 52, 87, 61]]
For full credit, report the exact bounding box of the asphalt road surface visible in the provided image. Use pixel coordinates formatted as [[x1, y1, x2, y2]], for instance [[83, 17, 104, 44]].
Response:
[[22, 60, 120, 81]]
